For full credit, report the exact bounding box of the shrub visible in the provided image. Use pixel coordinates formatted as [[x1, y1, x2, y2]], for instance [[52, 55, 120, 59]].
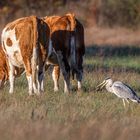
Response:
[[98, 0, 140, 27]]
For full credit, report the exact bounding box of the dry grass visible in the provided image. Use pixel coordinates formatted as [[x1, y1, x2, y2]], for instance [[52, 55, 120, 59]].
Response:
[[0, 116, 140, 140], [1, 7, 140, 139], [0, 49, 140, 139], [85, 27, 140, 46]]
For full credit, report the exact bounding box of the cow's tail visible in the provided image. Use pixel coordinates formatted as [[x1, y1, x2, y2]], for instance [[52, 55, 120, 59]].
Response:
[[32, 16, 39, 52], [31, 16, 39, 90], [70, 34, 76, 69], [66, 13, 76, 31], [66, 13, 78, 79]]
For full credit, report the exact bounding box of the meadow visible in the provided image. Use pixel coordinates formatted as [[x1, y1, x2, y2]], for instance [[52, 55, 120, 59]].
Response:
[[1, 0, 140, 139], [0, 44, 140, 140]]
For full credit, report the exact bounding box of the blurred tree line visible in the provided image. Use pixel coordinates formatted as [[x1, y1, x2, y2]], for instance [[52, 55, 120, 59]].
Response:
[[98, 0, 140, 27], [0, 0, 140, 28]]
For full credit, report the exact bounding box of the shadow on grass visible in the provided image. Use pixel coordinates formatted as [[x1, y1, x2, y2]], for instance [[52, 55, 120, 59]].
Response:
[[86, 44, 140, 57], [84, 64, 140, 73], [85, 44, 140, 73]]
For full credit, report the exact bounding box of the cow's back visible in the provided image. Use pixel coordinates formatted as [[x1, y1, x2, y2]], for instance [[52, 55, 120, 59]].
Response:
[[2, 16, 38, 67], [2, 16, 50, 67], [43, 16, 60, 29]]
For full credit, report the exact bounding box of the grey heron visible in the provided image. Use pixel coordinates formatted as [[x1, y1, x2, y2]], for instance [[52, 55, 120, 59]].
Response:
[[96, 78, 140, 107]]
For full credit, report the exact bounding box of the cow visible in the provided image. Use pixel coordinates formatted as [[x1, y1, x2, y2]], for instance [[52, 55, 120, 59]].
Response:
[[43, 13, 85, 93], [0, 46, 24, 88], [1, 15, 51, 95], [0, 47, 9, 88]]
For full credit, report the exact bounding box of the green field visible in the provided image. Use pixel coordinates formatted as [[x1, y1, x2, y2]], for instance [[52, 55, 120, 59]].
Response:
[[1, 46, 140, 140]]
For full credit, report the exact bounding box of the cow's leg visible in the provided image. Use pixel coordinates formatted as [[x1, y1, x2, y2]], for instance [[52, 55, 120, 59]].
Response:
[[32, 62, 37, 94], [32, 71, 38, 94], [56, 51, 70, 93], [52, 65, 60, 92], [24, 59, 33, 95], [76, 70, 83, 90], [37, 61, 45, 94], [64, 75, 70, 93], [27, 74, 33, 95], [8, 61, 15, 94], [31, 47, 38, 94], [40, 64, 50, 92], [76, 55, 83, 91], [40, 65, 45, 92], [41, 79, 44, 92], [40, 66, 45, 92], [77, 76, 82, 90], [70, 36, 84, 91]]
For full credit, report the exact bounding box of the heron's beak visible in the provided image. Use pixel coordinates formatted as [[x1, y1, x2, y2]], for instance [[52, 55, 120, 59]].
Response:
[[96, 80, 107, 91]]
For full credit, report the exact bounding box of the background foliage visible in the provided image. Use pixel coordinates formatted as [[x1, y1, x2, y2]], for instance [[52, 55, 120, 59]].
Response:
[[0, 0, 140, 27]]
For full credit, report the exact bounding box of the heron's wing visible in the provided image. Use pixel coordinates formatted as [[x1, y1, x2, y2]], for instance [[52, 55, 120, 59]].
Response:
[[123, 83, 138, 96], [113, 81, 137, 99]]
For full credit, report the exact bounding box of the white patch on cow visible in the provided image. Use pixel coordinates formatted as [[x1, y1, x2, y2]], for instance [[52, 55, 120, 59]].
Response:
[[52, 68, 59, 92], [31, 47, 38, 94], [64, 80, 68, 93], [33, 83, 38, 94], [78, 81, 82, 90], [41, 80, 44, 92], [9, 75, 14, 94], [27, 75, 33, 95], [77, 70, 83, 90], [2, 27, 23, 67], [46, 61, 49, 65], [8, 62, 15, 94], [37, 80, 41, 94], [32, 47, 37, 62]]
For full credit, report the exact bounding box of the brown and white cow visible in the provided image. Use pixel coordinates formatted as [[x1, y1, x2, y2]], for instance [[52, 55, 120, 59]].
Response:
[[43, 13, 85, 93], [0, 46, 24, 88], [1, 16, 51, 95], [0, 47, 9, 87]]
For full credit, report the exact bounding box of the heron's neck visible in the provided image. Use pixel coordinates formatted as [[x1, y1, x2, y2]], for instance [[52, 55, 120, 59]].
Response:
[[106, 84, 113, 93]]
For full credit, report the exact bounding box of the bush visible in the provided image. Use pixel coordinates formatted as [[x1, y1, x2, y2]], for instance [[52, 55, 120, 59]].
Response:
[[98, 0, 140, 27], [0, 0, 140, 28]]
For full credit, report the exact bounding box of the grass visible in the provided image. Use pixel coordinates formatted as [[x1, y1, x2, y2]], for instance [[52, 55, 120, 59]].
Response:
[[85, 55, 140, 73], [1, 2, 140, 139], [0, 47, 140, 139]]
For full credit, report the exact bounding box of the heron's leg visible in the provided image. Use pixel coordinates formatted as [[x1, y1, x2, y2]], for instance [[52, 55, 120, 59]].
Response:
[[125, 99, 129, 104], [122, 99, 126, 107]]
